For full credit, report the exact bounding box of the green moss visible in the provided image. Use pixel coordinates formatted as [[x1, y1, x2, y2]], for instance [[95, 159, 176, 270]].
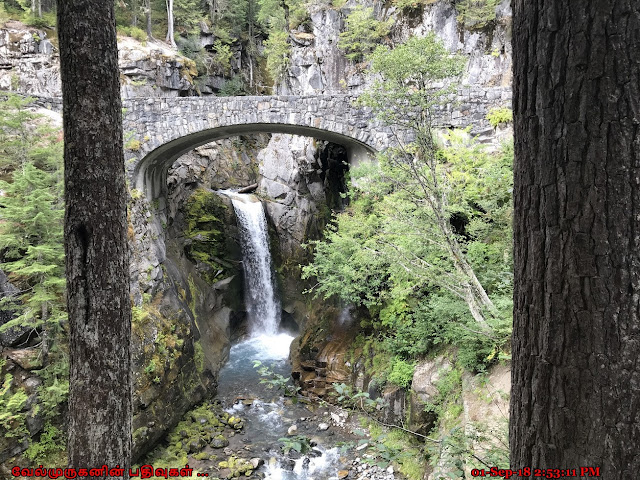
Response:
[[423, 366, 463, 426], [385, 430, 426, 480], [361, 419, 427, 480], [144, 359, 157, 377], [139, 401, 242, 477], [183, 188, 230, 283], [218, 456, 254, 476]]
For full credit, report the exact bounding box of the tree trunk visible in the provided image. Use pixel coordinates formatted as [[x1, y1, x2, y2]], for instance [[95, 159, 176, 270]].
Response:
[[510, 1, 640, 477], [145, 0, 153, 38], [166, 0, 176, 48], [57, 0, 132, 475], [280, 0, 290, 30]]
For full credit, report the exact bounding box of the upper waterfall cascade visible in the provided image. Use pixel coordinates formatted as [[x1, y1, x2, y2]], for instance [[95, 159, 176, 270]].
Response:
[[223, 191, 281, 335]]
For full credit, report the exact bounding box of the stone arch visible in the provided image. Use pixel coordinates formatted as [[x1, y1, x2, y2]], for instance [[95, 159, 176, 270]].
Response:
[[130, 123, 378, 199], [120, 94, 402, 198]]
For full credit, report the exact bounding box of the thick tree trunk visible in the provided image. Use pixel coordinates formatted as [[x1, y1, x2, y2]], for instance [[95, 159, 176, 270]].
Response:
[[511, 1, 640, 477], [57, 0, 132, 475]]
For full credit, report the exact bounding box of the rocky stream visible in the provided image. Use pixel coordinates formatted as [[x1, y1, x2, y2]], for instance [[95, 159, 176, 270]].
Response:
[[140, 193, 400, 480]]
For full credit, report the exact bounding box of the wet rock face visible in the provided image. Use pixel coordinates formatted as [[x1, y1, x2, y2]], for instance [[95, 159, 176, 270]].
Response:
[[259, 136, 348, 263], [259, 134, 328, 261]]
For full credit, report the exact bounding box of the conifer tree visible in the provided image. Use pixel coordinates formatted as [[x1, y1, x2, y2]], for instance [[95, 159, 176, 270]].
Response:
[[0, 95, 66, 355]]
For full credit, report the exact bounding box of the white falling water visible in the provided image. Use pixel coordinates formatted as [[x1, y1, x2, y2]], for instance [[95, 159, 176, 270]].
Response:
[[223, 191, 280, 335]]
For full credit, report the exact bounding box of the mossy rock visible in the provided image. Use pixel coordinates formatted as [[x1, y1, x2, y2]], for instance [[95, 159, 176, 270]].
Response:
[[188, 435, 207, 453], [183, 188, 232, 283], [218, 456, 254, 478], [210, 434, 229, 449], [193, 451, 211, 461], [227, 416, 244, 430]]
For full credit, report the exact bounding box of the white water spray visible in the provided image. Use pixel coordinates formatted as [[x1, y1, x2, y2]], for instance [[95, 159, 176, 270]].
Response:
[[223, 191, 281, 335]]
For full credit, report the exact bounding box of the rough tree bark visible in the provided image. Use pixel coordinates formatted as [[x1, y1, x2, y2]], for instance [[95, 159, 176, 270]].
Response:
[[57, 0, 132, 474], [511, 1, 639, 477]]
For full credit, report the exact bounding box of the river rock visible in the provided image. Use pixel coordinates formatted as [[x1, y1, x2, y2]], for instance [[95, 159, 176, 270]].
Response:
[[188, 436, 207, 453], [317, 422, 330, 431], [211, 434, 230, 449], [287, 424, 298, 435]]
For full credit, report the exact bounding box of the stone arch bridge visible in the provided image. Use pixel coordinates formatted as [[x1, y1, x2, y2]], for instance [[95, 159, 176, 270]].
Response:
[[30, 87, 511, 198]]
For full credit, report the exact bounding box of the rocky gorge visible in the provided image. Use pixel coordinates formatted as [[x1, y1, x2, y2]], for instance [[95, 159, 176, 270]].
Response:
[[0, 1, 513, 478]]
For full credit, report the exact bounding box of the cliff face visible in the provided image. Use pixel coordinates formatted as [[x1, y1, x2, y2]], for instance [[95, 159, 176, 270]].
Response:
[[0, 21, 198, 97], [281, 0, 512, 95]]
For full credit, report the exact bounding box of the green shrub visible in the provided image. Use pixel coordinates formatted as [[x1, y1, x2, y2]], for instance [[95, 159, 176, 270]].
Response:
[[387, 357, 415, 388], [423, 366, 463, 421], [338, 6, 393, 62], [392, 0, 431, 11], [0, 3, 10, 23], [278, 435, 312, 454], [177, 35, 202, 57], [0, 373, 28, 438], [219, 76, 247, 96], [117, 25, 148, 43], [212, 40, 233, 75], [456, 0, 499, 31], [24, 422, 65, 464], [486, 107, 513, 128], [24, 12, 56, 28]]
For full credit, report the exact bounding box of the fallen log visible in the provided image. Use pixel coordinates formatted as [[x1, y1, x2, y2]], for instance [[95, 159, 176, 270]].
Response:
[[237, 183, 258, 194]]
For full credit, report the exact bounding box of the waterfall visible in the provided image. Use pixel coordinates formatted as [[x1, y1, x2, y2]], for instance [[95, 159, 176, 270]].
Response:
[[223, 192, 280, 335]]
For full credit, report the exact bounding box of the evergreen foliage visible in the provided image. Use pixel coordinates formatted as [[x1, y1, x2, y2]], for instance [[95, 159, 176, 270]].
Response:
[[455, 0, 499, 31], [256, 0, 308, 83], [338, 6, 393, 62], [0, 95, 69, 453], [263, 29, 291, 82], [0, 95, 66, 336]]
